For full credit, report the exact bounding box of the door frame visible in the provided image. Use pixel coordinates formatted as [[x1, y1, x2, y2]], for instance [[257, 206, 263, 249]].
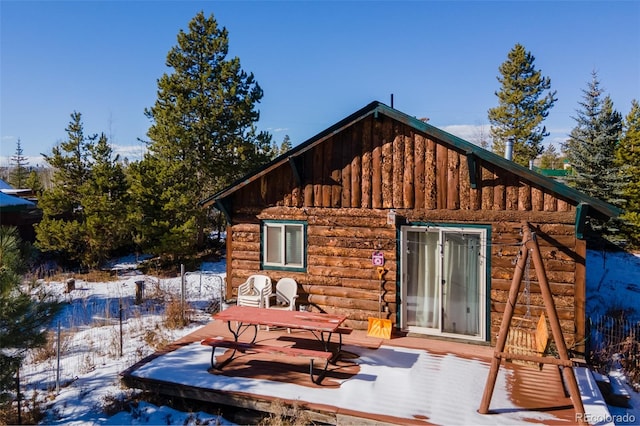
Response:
[[398, 223, 491, 342]]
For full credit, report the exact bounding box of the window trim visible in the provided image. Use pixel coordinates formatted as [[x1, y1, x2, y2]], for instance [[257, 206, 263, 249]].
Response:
[[261, 220, 307, 272]]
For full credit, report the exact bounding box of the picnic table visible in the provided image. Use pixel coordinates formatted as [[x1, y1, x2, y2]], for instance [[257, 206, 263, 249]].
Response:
[[202, 305, 351, 384]]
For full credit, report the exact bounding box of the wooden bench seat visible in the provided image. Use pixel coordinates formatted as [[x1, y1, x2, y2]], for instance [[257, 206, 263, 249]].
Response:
[[201, 337, 332, 384]]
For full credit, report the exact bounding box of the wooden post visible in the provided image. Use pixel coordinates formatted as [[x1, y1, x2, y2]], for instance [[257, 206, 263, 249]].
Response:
[[478, 240, 529, 413], [527, 232, 586, 421], [478, 222, 587, 424], [135, 280, 144, 305]]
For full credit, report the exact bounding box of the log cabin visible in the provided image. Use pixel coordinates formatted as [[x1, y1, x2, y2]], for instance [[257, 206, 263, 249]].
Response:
[[200, 101, 620, 350]]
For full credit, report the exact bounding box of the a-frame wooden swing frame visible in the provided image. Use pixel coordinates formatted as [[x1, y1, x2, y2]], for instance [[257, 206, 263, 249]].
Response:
[[478, 222, 586, 423]]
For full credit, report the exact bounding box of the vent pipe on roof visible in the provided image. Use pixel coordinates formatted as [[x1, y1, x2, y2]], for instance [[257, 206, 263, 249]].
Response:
[[390, 93, 394, 108], [505, 138, 514, 161]]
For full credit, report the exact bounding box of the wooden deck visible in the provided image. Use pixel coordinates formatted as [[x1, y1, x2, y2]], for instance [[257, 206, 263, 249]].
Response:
[[121, 318, 586, 425]]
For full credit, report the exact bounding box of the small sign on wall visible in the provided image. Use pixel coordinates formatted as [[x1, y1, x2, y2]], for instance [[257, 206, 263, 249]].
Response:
[[372, 251, 384, 266]]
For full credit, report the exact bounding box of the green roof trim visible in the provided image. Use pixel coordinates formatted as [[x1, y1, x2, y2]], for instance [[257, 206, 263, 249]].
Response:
[[200, 101, 621, 221], [534, 167, 570, 178]]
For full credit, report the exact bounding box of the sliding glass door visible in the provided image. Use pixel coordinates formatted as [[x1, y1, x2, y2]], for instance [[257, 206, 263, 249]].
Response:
[[402, 225, 487, 340]]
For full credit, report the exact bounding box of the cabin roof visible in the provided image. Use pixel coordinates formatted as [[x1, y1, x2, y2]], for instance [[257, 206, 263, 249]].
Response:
[[200, 101, 620, 219]]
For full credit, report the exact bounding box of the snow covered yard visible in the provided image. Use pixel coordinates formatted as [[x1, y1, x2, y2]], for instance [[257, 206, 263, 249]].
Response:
[[17, 259, 232, 425], [6, 250, 640, 425]]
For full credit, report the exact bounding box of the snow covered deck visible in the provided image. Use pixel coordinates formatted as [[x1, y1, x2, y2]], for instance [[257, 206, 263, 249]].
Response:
[[121, 318, 603, 425]]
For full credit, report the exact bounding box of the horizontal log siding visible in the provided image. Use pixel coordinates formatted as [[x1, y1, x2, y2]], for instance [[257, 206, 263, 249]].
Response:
[[227, 208, 396, 330], [226, 207, 579, 346]]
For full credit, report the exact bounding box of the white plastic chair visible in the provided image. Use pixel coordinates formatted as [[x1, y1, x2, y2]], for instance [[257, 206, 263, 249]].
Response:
[[237, 275, 272, 308], [268, 278, 299, 332]]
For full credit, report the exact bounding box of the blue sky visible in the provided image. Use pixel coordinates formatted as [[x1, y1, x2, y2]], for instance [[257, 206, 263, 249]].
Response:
[[1, 0, 639, 167]]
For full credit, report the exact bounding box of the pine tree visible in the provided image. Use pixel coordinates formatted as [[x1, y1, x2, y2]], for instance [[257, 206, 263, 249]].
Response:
[[24, 170, 43, 195], [35, 112, 93, 266], [538, 144, 561, 169], [8, 139, 29, 189], [488, 44, 557, 166], [36, 113, 134, 267], [136, 11, 274, 258], [279, 135, 293, 155], [79, 134, 131, 267], [563, 72, 623, 204], [616, 99, 640, 246], [0, 226, 60, 404]]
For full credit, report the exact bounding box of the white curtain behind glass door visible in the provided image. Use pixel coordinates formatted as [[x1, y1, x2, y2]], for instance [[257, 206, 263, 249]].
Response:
[[442, 232, 480, 336], [406, 231, 440, 329]]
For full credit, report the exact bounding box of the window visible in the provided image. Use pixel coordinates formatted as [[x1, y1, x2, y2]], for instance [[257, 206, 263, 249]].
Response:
[[262, 221, 306, 271]]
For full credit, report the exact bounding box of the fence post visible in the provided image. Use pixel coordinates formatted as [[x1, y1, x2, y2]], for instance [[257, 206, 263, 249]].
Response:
[[134, 280, 144, 305], [56, 321, 61, 395], [181, 264, 186, 322], [119, 298, 123, 357]]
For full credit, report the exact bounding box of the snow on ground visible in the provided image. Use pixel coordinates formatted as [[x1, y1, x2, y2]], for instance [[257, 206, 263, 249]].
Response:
[[586, 249, 640, 425], [20, 265, 230, 425], [10, 249, 640, 425]]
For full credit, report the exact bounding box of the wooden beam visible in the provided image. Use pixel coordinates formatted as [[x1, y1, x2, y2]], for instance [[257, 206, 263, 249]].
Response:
[[288, 156, 303, 188], [575, 203, 589, 239], [214, 198, 232, 223], [466, 152, 478, 189]]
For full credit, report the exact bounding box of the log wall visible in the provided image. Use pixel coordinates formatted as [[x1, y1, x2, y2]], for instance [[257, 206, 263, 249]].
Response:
[[226, 206, 581, 347], [225, 114, 583, 346], [233, 115, 576, 214]]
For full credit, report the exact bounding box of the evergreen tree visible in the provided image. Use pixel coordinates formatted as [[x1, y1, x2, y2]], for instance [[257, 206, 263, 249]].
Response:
[[8, 139, 29, 189], [136, 11, 274, 258], [0, 226, 60, 404], [24, 170, 43, 195], [563, 72, 623, 204], [616, 99, 640, 246], [279, 135, 293, 156], [538, 144, 561, 169], [271, 134, 293, 157], [35, 113, 132, 267], [35, 112, 93, 266], [488, 44, 557, 166], [79, 134, 131, 267]]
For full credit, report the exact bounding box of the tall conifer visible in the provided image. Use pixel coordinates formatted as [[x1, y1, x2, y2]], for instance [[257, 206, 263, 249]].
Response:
[[35, 114, 132, 267], [616, 100, 640, 245], [135, 11, 273, 257], [80, 134, 131, 267], [563, 72, 624, 236], [563, 72, 623, 204], [8, 139, 29, 189], [35, 112, 93, 265], [488, 44, 557, 166]]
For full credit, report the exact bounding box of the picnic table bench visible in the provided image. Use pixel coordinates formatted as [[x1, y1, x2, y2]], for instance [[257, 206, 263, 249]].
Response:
[[201, 337, 333, 384], [204, 305, 352, 385]]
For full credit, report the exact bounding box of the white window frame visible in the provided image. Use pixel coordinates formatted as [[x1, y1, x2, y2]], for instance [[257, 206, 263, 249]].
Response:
[[261, 221, 306, 271]]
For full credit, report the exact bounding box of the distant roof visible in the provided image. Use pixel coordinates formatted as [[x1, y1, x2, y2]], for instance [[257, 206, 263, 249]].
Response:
[[534, 168, 570, 178], [0, 191, 35, 211], [0, 179, 14, 190]]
